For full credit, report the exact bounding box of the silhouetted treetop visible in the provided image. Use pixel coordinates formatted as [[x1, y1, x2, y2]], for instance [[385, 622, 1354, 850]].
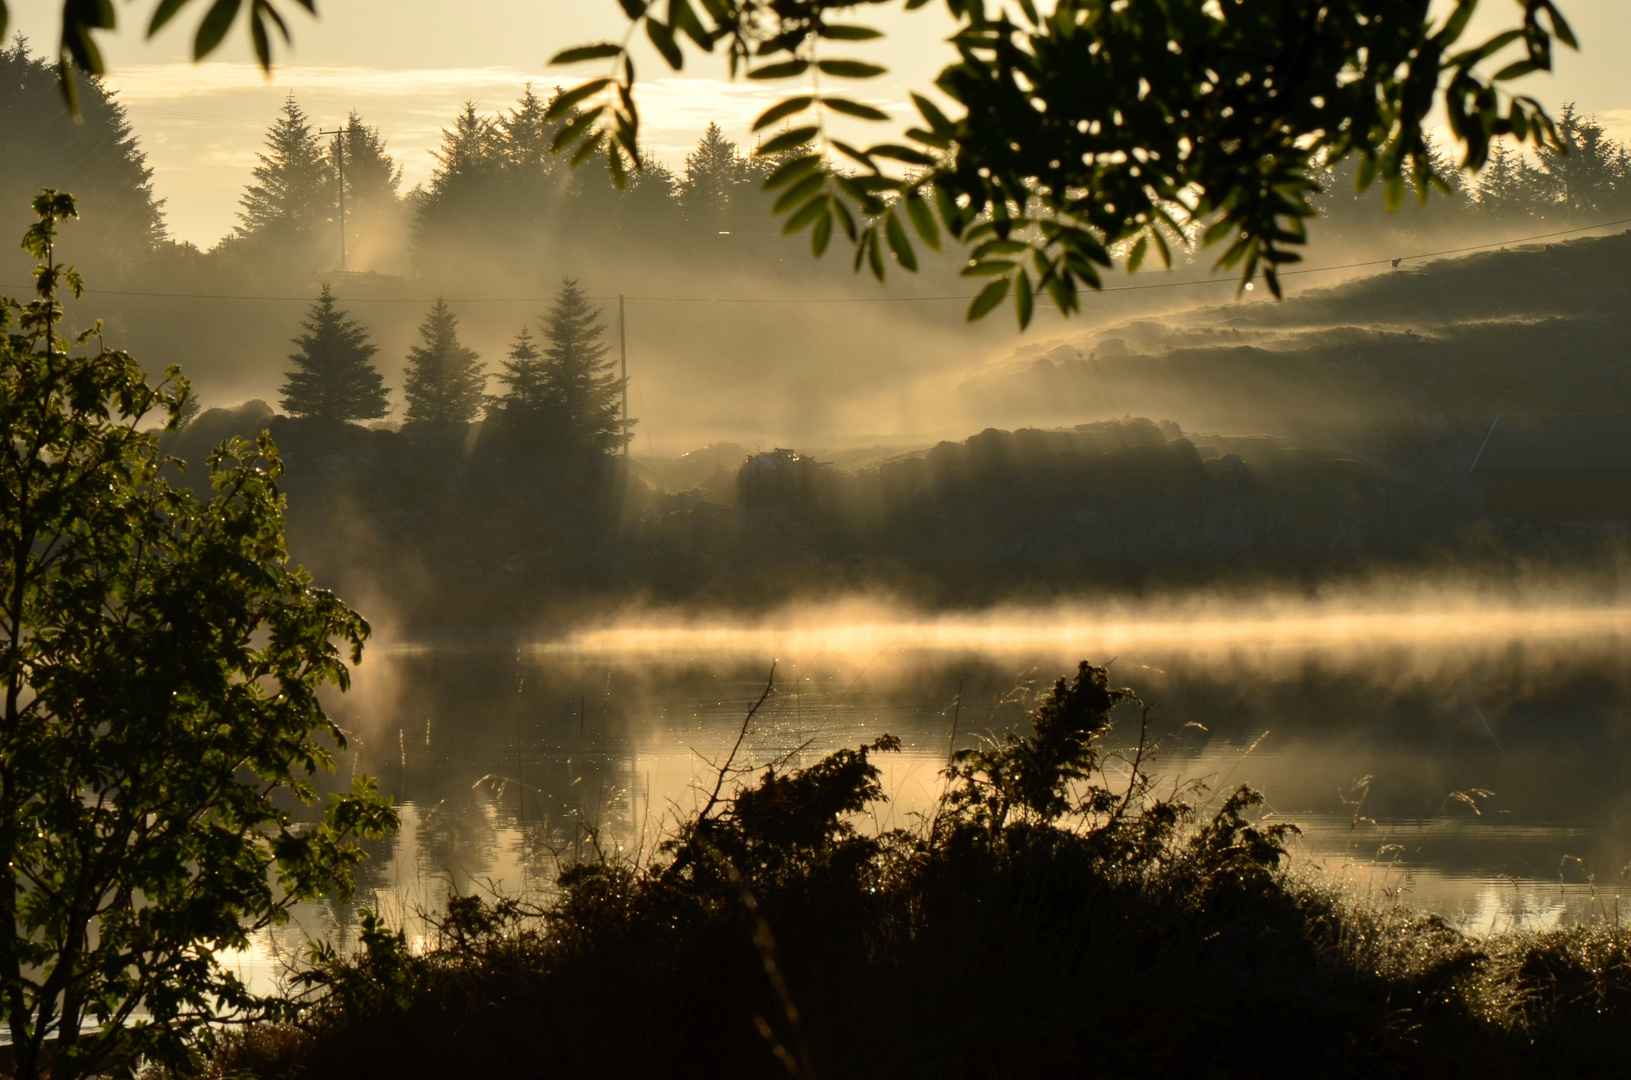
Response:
[[237, 94, 332, 270], [534, 277, 629, 458], [280, 285, 389, 424], [402, 298, 484, 428]]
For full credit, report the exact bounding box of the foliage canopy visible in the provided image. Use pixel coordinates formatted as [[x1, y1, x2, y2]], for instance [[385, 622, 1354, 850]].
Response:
[[0, 191, 396, 1080], [547, 0, 1579, 325]]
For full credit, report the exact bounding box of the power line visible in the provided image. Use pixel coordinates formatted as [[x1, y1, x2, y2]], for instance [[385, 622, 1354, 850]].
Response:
[[7, 214, 1628, 307]]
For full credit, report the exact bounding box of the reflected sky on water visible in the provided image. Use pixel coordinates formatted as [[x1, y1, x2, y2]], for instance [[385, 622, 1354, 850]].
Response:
[[230, 594, 1631, 991]]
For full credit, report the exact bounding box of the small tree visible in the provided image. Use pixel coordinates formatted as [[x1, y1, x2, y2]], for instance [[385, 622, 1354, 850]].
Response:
[[279, 284, 389, 423], [401, 298, 483, 427], [490, 326, 543, 416], [535, 277, 628, 457], [0, 191, 396, 1080]]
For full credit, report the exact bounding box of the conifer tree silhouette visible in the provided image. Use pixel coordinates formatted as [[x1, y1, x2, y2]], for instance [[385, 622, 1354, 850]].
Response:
[[402, 298, 484, 426], [536, 278, 628, 456], [279, 285, 389, 422]]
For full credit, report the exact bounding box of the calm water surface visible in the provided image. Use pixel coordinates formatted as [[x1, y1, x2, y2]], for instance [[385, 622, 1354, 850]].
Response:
[[231, 598, 1631, 989]]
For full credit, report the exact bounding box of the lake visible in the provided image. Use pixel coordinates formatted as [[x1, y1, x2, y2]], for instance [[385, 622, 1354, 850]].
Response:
[[233, 589, 1631, 989]]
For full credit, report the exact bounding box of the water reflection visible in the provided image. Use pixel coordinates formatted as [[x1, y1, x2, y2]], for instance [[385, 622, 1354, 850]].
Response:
[[234, 597, 1631, 992]]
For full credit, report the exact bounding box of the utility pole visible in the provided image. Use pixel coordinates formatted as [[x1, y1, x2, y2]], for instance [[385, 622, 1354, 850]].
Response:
[[318, 125, 347, 272], [619, 293, 629, 456]]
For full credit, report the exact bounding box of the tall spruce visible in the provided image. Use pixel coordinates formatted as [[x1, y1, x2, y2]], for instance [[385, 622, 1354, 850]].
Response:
[[536, 278, 627, 456], [331, 112, 403, 269], [279, 285, 389, 423], [678, 122, 747, 232], [402, 298, 484, 426], [238, 95, 331, 268]]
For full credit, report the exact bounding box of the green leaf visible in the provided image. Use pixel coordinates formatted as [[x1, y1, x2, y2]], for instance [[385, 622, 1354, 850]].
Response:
[[249, 5, 270, 66], [972, 238, 1030, 258], [811, 207, 834, 256], [884, 210, 918, 271], [822, 97, 890, 122], [816, 59, 887, 79], [646, 19, 684, 68], [1383, 173, 1405, 212], [968, 276, 1011, 321], [763, 153, 822, 190], [911, 92, 955, 134], [546, 78, 612, 120], [550, 42, 624, 65], [147, 0, 190, 35], [831, 139, 876, 169], [254, 0, 289, 43], [904, 126, 952, 151], [817, 23, 882, 41], [904, 191, 940, 250], [866, 144, 936, 167], [748, 59, 811, 80], [1014, 268, 1034, 329], [961, 259, 1014, 277], [570, 131, 607, 167], [618, 0, 648, 15], [193, 0, 242, 59], [1354, 154, 1378, 193], [832, 197, 858, 240], [550, 107, 605, 153], [773, 172, 826, 213], [754, 96, 815, 131], [782, 193, 830, 235], [669, 0, 713, 50], [1127, 235, 1148, 273], [757, 126, 820, 156]]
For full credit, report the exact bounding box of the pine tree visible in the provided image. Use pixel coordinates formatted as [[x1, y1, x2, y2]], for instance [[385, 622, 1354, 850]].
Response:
[[492, 327, 545, 414], [279, 285, 389, 423], [536, 278, 628, 456], [412, 102, 502, 255], [430, 102, 500, 195], [1533, 103, 1630, 218], [331, 112, 403, 268], [678, 122, 746, 232], [0, 36, 164, 276], [402, 298, 484, 426], [1477, 142, 1542, 221], [238, 95, 332, 268], [499, 85, 560, 180]]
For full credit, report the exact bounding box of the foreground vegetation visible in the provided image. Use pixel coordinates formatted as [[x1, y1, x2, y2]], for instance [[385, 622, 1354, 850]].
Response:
[[189, 662, 1631, 1080]]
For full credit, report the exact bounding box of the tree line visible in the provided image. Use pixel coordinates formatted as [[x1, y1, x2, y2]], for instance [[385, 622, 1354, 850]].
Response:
[[10, 32, 1631, 291], [282, 277, 629, 458], [1313, 104, 1631, 239], [226, 88, 782, 276]]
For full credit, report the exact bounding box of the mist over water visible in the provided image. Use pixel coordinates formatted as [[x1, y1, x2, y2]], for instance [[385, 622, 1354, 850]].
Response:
[[211, 577, 1631, 994]]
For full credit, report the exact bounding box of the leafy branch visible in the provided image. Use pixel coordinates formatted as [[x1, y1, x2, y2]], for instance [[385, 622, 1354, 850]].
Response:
[[550, 0, 1579, 328]]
